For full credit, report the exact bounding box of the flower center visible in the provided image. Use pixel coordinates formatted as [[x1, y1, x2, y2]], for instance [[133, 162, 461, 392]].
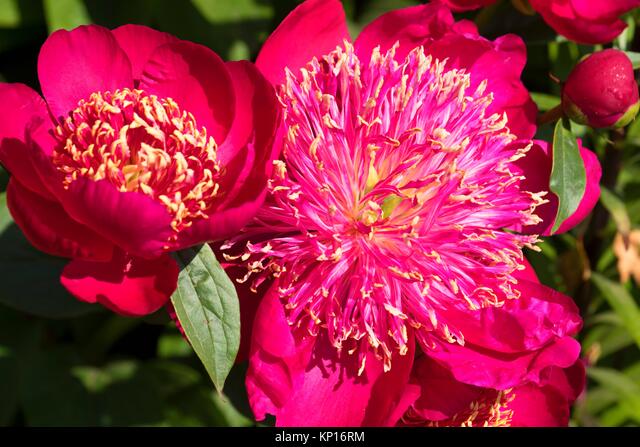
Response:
[[401, 389, 515, 427], [52, 88, 221, 234], [224, 43, 543, 371]]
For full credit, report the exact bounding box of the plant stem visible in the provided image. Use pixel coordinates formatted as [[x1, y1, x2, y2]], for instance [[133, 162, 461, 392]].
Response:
[[537, 104, 564, 126]]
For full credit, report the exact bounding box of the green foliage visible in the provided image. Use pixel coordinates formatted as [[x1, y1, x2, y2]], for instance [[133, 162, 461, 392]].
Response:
[[171, 244, 240, 393], [599, 187, 631, 237], [43, 0, 90, 32], [591, 274, 640, 350], [549, 118, 587, 233], [0, 0, 639, 428]]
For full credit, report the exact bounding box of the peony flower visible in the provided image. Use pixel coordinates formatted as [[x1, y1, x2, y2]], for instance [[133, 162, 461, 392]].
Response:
[[0, 25, 279, 316], [222, 0, 599, 426], [562, 49, 640, 129], [397, 355, 585, 427], [439, 0, 640, 45]]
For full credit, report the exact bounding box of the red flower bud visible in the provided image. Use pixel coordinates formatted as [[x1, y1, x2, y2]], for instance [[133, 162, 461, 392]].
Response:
[[562, 49, 640, 128]]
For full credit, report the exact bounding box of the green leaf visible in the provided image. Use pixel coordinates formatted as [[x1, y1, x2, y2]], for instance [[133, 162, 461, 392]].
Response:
[[616, 16, 636, 51], [591, 273, 640, 350], [583, 325, 635, 359], [599, 186, 631, 236], [625, 51, 640, 70], [170, 244, 240, 392], [530, 92, 560, 112], [191, 0, 272, 22], [43, 0, 90, 32], [549, 118, 587, 234], [588, 367, 640, 423]]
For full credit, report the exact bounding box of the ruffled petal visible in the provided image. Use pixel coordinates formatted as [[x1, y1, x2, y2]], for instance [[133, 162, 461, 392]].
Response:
[[362, 337, 415, 426], [402, 356, 583, 427], [276, 336, 413, 427], [405, 356, 485, 422], [175, 188, 268, 250], [354, 5, 536, 139], [530, 0, 628, 44], [423, 271, 582, 390], [0, 83, 55, 198], [175, 62, 280, 248], [7, 178, 113, 260], [442, 278, 582, 355], [255, 0, 350, 86], [426, 33, 537, 139], [427, 334, 581, 390], [221, 262, 268, 364], [55, 177, 174, 258], [60, 250, 178, 316], [140, 41, 235, 143], [571, 0, 640, 21], [38, 25, 133, 120], [246, 285, 413, 426], [515, 257, 540, 283], [516, 140, 602, 235], [216, 60, 278, 166], [246, 286, 314, 421], [509, 359, 585, 426], [354, 3, 453, 64], [509, 383, 570, 426], [112, 24, 179, 83]]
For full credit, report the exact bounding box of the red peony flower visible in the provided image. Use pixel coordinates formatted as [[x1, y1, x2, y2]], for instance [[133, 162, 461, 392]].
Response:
[[221, 0, 598, 426], [0, 25, 279, 316], [562, 49, 640, 129], [439, 0, 640, 45]]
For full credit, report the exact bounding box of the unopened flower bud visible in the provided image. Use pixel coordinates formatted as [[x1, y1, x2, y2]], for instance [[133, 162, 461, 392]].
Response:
[[562, 49, 639, 128]]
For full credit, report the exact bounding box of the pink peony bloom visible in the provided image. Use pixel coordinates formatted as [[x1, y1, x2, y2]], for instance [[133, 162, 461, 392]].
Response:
[[397, 355, 585, 427], [0, 25, 279, 316], [222, 0, 598, 426], [439, 0, 640, 44], [562, 49, 640, 129]]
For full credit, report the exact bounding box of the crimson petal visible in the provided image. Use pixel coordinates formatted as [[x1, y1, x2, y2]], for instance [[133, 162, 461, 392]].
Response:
[[61, 250, 179, 316], [38, 25, 133, 120]]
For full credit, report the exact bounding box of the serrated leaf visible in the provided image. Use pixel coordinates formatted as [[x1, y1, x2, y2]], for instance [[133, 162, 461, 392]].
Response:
[[599, 186, 631, 237], [591, 273, 640, 350], [170, 244, 240, 392], [549, 118, 587, 234]]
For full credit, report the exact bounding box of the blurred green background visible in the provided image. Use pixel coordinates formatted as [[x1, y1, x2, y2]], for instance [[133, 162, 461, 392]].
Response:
[[0, 0, 639, 427]]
